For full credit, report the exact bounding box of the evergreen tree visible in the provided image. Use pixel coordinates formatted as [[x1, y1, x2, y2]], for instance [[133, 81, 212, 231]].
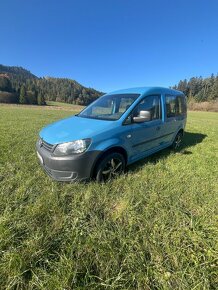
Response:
[[37, 91, 46, 105], [0, 75, 12, 92], [19, 85, 27, 104], [173, 74, 218, 102], [210, 75, 218, 100]]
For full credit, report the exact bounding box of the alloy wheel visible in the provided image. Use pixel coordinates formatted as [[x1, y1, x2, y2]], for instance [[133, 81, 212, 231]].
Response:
[[101, 157, 123, 181]]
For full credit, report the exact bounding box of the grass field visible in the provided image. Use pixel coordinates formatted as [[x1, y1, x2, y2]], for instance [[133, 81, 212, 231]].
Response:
[[46, 101, 84, 110], [0, 104, 217, 289]]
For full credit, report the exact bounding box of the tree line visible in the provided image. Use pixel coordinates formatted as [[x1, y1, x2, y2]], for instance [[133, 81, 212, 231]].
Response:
[[0, 65, 103, 105], [172, 74, 218, 101], [0, 74, 46, 105], [1, 64, 217, 106]]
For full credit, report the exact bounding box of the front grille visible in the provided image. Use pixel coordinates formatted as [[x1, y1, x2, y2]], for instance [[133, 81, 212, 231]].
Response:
[[41, 139, 54, 152]]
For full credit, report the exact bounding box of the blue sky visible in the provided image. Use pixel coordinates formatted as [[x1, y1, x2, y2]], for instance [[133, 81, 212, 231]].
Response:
[[0, 0, 218, 92]]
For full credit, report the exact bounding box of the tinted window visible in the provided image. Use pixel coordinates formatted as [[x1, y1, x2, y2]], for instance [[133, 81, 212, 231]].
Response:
[[166, 95, 186, 118], [133, 95, 161, 120], [166, 95, 176, 117], [177, 95, 187, 115]]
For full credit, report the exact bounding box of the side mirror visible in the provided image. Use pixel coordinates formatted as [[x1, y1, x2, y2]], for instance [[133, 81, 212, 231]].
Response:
[[133, 110, 151, 123]]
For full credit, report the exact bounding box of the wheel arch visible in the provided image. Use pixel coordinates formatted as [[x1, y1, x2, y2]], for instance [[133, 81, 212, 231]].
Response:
[[178, 128, 184, 136], [91, 146, 128, 178]]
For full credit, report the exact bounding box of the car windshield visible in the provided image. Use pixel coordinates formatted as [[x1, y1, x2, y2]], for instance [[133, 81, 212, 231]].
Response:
[[77, 93, 139, 121]]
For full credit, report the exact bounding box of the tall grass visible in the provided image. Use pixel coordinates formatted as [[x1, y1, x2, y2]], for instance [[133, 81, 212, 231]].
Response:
[[188, 99, 218, 112], [0, 106, 217, 289]]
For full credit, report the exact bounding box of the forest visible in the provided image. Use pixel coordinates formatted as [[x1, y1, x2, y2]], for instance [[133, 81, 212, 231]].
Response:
[[0, 65, 103, 105], [0, 64, 217, 106], [172, 74, 218, 101]]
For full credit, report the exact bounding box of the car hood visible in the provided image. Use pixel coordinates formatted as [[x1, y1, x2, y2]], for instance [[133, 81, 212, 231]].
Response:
[[39, 116, 115, 145]]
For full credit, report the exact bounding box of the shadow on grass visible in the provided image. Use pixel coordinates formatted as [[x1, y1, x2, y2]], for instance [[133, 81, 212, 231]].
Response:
[[127, 132, 207, 172]]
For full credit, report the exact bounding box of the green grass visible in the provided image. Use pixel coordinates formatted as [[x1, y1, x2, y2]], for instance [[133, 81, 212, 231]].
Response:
[[46, 101, 73, 107], [0, 105, 217, 289], [46, 100, 74, 107]]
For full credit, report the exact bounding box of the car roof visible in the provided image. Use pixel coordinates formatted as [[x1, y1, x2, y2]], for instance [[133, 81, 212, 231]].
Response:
[[108, 87, 183, 96]]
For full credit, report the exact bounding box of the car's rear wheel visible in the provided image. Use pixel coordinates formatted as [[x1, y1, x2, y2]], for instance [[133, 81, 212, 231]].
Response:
[[172, 131, 183, 150], [95, 152, 125, 182]]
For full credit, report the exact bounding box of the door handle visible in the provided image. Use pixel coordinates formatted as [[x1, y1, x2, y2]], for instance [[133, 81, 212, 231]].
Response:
[[156, 126, 161, 131]]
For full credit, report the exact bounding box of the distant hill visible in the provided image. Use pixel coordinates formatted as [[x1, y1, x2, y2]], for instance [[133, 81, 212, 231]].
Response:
[[0, 64, 37, 78], [0, 64, 37, 85], [0, 64, 104, 105]]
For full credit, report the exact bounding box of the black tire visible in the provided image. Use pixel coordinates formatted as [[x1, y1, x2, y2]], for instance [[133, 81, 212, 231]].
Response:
[[95, 152, 125, 182], [172, 131, 183, 150]]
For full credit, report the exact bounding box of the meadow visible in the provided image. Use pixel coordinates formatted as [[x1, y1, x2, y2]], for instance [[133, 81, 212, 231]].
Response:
[[0, 104, 217, 289]]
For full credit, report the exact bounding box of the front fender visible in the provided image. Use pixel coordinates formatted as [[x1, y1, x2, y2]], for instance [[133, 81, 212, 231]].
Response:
[[93, 138, 128, 152]]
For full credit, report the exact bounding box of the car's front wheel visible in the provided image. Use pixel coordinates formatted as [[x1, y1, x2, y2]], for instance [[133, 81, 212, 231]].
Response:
[[95, 152, 125, 182]]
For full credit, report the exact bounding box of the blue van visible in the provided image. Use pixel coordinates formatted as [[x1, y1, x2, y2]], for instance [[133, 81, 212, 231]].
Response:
[[36, 87, 187, 182]]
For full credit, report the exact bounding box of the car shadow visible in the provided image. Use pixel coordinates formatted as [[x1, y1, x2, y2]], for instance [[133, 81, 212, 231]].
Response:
[[127, 132, 207, 173]]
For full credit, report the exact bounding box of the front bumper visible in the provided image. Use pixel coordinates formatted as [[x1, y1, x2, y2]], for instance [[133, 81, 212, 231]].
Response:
[[36, 141, 102, 181]]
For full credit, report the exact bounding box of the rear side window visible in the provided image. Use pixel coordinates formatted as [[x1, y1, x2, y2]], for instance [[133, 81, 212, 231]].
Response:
[[166, 95, 186, 118], [177, 95, 187, 115]]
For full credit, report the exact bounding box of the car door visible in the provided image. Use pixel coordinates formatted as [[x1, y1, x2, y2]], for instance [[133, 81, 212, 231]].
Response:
[[128, 95, 163, 161], [160, 95, 183, 145]]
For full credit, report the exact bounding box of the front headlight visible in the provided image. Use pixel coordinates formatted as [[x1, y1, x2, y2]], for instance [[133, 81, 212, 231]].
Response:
[[54, 139, 91, 156]]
